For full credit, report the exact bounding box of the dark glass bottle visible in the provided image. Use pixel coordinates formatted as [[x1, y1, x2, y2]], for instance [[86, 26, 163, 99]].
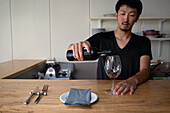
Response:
[[66, 47, 112, 61]]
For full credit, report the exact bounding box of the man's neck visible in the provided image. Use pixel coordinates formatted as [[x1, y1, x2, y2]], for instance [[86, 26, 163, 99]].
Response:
[[114, 28, 132, 40], [114, 28, 132, 49]]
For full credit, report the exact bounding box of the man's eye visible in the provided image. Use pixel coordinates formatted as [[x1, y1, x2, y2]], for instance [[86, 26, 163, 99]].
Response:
[[121, 13, 125, 15], [130, 15, 135, 17]]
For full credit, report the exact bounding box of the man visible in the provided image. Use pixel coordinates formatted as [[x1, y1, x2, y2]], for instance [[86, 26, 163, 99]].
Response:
[[67, 0, 152, 95]]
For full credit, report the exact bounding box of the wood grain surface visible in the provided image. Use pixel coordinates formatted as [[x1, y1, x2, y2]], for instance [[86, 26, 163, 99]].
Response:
[[0, 60, 46, 79], [0, 80, 169, 113]]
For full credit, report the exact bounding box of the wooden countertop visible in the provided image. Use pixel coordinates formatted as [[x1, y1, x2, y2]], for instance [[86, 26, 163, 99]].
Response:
[[0, 80, 170, 113], [0, 59, 46, 79]]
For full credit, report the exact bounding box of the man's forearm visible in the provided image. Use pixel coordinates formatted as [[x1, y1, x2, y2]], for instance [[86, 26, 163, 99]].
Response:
[[129, 69, 150, 85], [67, 41, 91, 50]]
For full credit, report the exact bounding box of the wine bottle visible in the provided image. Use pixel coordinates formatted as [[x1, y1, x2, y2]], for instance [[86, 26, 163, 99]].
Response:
[[66, 47, 112, 61]]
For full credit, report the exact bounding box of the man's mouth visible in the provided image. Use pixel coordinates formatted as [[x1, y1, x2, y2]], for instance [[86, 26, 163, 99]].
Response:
[[122, 21, 130, 25]]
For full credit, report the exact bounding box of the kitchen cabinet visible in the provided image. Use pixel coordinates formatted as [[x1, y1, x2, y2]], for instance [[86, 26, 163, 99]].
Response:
[[11, 0, 51, 59], [0, 0, 12, 62], [50, 0, 89, 61]]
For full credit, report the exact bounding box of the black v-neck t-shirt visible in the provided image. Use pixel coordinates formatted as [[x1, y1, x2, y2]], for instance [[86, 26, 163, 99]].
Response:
[[87, 31, 152, 80]]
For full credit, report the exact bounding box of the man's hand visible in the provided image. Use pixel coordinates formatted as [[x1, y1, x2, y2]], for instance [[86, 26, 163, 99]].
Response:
[[113, 56, 150, 95], [113, 78, 138, 95], [67, 41, 91, 61]]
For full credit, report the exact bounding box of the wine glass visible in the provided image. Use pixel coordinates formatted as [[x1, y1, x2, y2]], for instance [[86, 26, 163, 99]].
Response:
[[104, 55, 122, 95]]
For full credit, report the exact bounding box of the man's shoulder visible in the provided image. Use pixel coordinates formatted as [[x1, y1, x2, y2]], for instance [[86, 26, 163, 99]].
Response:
[[91, 30, 114, 40], [87, 31, 114, 43], [94, 30, 114, 36], [132, 33, 150, 42]]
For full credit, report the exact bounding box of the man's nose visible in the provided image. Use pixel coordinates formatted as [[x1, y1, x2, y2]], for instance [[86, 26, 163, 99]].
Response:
[[124, 14, 129, 21]]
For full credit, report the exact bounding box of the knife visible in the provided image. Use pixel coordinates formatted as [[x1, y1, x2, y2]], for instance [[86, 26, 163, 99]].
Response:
[[24, 86, 39, 104], [34, 85, 48, 104]]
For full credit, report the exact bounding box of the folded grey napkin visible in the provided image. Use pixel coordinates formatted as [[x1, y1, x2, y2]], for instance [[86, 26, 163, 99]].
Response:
[[64, 88, 91, 105]]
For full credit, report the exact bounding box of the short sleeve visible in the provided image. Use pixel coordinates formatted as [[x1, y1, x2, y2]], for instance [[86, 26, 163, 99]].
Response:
[[86, 33, 101, 49], [141, 37, 153, 60]]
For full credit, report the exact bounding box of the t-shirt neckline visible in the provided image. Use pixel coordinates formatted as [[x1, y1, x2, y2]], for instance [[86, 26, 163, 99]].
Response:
[[112, 31, 133, 51]]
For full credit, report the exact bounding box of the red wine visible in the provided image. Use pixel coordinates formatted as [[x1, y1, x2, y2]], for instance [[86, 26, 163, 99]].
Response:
[[66, 47, 112, 61], [106, 70, 119, 79], [108, 75, 118, 80]]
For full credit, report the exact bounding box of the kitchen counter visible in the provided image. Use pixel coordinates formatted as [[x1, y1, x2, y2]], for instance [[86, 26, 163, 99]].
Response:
[[0, 60, 46, 79], [0, 80, 170, 113], [0, 60, 170, 112]]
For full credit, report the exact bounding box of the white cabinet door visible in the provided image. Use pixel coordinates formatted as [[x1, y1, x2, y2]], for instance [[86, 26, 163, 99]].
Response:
[[0, 0, 12, 62], [90, 0, 116, 17], [51, 0, 89, 61], [141, 0, 170, 17], [12, 0, 50, 59]]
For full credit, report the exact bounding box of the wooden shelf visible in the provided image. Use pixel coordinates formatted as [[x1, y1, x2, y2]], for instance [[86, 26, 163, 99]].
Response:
[[91, 17, 116, 20], [148, 37, 170, 41], [90, 17, 170, 20]]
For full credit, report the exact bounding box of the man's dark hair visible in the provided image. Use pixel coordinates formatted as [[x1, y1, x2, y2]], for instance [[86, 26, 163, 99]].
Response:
[[115, 0, 143, 17]]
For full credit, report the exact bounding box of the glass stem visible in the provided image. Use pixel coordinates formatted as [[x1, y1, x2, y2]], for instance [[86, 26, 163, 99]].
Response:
[[111, 80, 114, 92]]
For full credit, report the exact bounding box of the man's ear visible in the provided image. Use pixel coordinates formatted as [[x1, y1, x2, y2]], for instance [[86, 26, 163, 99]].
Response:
[[115, 12, 118, 19], [135, 16, 140, 22]]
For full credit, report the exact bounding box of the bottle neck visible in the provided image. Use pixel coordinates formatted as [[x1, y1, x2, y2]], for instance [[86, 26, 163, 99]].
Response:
[[97, 50, 112, 55]]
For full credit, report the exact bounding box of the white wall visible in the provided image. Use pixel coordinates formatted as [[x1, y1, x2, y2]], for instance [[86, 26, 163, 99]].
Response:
[[0, 0, 12, 62], [0, 0, 170, 63]]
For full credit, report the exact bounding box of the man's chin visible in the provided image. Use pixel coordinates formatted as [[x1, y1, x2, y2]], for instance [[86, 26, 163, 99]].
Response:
[[119, 27, 131, 32]]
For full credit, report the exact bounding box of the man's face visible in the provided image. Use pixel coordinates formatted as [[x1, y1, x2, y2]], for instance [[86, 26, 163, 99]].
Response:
[[115, 5, 138, 31]]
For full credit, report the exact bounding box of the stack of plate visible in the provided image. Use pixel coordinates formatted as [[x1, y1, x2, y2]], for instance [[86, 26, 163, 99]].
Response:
[[143, 29, 160, 38]]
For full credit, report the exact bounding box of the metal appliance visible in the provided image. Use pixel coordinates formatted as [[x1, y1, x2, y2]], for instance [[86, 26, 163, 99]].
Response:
[[37, 58, 74, 80]]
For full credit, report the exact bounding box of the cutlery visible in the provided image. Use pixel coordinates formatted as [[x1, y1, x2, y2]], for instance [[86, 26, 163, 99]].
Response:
[[34, 85, 48, 104], [24, 87, 39, 104]]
